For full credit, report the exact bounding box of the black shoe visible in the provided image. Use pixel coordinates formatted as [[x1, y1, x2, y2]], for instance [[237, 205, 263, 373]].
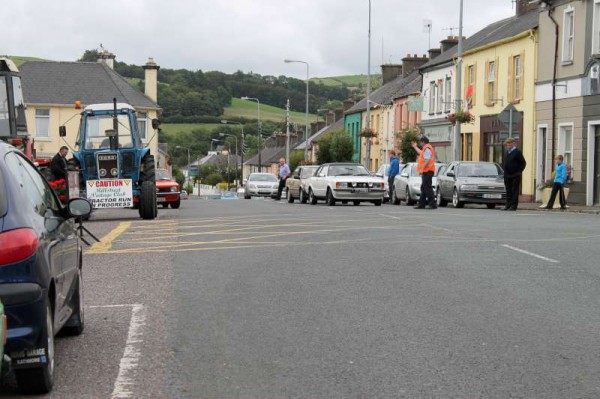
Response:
[[501, 207, 510, 211], [413, 206, 425, 209]]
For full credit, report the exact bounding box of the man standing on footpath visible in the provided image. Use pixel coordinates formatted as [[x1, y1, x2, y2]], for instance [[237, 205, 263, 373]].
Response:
[[50, 145, 69, 181], [411, 136, 437, 209], [387, 150, 400, 202], [275, 157, 290, 200], [502, 138, 526, 211]]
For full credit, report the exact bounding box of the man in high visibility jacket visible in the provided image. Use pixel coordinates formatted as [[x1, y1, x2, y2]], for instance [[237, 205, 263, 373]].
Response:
[[411, 136, 437, 209]]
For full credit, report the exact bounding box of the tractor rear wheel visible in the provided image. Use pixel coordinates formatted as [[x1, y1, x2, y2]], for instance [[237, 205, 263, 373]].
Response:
[[139, 181, 157, 220], [139, 155, 156, 183]]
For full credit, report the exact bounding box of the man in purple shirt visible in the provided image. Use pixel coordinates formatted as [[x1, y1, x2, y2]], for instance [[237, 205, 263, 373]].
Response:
[[275, 158, 290, 200]]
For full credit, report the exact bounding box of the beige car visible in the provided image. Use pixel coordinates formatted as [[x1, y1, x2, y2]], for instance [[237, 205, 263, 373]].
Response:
[[285, 165, 319, 203]]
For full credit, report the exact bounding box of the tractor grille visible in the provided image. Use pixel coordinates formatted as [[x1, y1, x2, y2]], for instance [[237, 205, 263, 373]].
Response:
[[97, 152, 119, 179]]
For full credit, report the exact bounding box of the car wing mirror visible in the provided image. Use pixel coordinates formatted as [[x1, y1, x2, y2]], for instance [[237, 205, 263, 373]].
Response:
[[447, 172, 455, 178]]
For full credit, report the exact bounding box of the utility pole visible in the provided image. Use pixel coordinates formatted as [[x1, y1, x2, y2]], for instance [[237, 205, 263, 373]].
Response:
[[365, 0, 372, 171], [285, 99, 290, 163], [453, 0, 464, 162]]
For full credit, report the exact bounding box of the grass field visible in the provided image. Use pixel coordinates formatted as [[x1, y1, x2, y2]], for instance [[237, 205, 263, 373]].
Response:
[[223, 98, 315, 124], [161, 123, 222, 135], [312, 74, 381, 90], [7, 56, 47, 66]]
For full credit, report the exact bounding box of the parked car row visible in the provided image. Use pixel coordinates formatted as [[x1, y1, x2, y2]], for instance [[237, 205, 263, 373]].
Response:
[[243, 160, 507, 209]]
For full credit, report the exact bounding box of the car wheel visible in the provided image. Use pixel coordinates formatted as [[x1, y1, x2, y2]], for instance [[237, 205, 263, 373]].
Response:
[[392, 187, 401, 205], [437, 188, 448, 207], [486, 203, 496, 209], [161, 203, 169, 208], [15, 300, 55, 394], [405, 187, 415, 206], [299, 189, 308, 204], [244, 194, 251, 199], [374, 200, 382, 206], [326, 189, 336, 206], [353, 201, 360, 206], [170, 200, 181, 209], [61, 266, 84, 336], [287, 188, 294, 203], [309, 189, 318, 205], [452, 188, 464, 208]]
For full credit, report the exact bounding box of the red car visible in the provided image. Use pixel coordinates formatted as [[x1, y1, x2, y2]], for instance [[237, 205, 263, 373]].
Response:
[[156, 169, 181, 208]]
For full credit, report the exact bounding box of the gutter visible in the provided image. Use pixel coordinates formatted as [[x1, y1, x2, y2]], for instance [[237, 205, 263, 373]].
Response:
[[546, 3, 559, 161], [457, 29, 536, 59]]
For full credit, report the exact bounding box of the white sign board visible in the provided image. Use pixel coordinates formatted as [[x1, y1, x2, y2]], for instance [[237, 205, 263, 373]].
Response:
[[86, 179, 133, 208]]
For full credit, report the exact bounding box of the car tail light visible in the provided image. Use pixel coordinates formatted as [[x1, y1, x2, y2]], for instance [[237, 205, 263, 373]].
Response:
[[0, 228, 39, 266]]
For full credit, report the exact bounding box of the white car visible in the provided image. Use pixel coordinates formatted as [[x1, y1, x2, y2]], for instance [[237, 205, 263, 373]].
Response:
[[305, 163, 386, 206], [392, 162, 443, 205], [244, 173, 279, 199]]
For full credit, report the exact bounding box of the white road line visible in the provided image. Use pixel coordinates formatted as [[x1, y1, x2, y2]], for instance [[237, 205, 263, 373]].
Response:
[[89, 304, 146, 399], [501, 244, 559, 263]]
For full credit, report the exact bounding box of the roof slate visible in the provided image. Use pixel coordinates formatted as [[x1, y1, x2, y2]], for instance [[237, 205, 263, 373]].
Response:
[[20, 61, 160, 109]]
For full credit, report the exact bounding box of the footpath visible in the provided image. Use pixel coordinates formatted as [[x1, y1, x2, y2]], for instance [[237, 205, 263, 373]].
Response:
[[518, 202, 600, 215]]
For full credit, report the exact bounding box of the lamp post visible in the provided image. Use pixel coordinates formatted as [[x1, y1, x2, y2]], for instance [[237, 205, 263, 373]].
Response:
[[219, 132, 238, 188], [221, 120, 245, 186], [284, 59, 310, 161], [365, 0, 373, 171], [175, 145, 191, 186], [210, 138, 221, 152], [241, 97, 262, 171], [454, 0, 464, 162]]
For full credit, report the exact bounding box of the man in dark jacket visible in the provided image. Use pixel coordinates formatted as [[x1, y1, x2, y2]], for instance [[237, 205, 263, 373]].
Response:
[[502, 138, 526, 211], [50, 146, 69, 181]]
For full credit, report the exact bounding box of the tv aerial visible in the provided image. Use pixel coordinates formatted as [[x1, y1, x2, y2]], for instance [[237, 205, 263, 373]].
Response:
[[423, 19, 432, 49]]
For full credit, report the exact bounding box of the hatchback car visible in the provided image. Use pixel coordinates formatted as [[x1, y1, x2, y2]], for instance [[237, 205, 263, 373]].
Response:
[[0, 142, 92, 393], [156, 169, 181, 208], [375, 163, 391, 202], [285, 165, 319, 203], [392, 163, 443, 205], [436, 161, 506, 208], [244, 173, 279, 199]]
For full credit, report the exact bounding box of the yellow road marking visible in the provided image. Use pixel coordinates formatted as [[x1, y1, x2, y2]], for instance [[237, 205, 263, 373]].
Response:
[[86, 222, 131, 255]]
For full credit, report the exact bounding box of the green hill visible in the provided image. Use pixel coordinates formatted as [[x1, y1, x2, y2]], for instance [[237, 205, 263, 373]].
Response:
[[313, 74, 382, 91], [7, 56, 47, 67]]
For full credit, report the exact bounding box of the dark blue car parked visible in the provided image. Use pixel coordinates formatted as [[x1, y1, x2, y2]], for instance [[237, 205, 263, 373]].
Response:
[[0, 142, 91, 394]]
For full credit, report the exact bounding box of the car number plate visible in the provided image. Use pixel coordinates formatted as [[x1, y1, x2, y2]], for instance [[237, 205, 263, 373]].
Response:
[[157, 197, 166, 202], [483, 194, 502, 199], [353, 188, 369, 193]]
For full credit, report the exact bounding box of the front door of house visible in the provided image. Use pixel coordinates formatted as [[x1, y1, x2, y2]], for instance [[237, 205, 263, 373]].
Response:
[[595, 126, 600, 204]]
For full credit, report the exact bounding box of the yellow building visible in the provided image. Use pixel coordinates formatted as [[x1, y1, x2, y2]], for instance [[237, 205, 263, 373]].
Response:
[[459, 5, 538, 200], [20, 54, 162, 166]]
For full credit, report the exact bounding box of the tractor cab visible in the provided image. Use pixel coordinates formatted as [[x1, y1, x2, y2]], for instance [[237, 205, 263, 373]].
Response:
[[0, 58, 33, 158]]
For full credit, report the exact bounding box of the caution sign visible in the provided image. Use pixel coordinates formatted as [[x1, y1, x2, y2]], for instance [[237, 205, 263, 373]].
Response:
[[87, 179, 133, 208]]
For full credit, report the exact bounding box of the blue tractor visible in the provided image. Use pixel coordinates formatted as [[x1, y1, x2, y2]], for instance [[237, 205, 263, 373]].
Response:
[[64, 98, 160, 219]]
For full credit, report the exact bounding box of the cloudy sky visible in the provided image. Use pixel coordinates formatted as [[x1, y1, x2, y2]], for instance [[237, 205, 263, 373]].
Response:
[[4, 0, 515, 78]]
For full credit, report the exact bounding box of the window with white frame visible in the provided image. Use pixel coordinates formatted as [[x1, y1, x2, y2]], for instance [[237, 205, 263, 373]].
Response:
[[429, 81, 436, 115], [34, 109, 50, 138], [562, 8, 575, 63], [513, 55, 522, 100], [486, 61, 496, 105], [137, 112, 147, 140], [558, 124, 573, 167], [436, 80, 444, 113], [444, 77, 452, 113], [593, 0, 600, 54]]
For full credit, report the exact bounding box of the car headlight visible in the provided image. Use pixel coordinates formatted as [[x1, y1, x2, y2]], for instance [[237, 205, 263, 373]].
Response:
[[411, 182, 421, 189], [460, 184, 478, 191], [336, 182, 348, 189], [248, 184, 256, 189], [170, 186, 178, 192]]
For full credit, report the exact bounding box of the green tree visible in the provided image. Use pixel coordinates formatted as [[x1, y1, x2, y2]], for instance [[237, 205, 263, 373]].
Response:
[[204, 173, 224, 186], [398, 127, 421, 163], [288, 150, 305, 171], [329, 131, 354, 162], [316, 136, 332, 164]]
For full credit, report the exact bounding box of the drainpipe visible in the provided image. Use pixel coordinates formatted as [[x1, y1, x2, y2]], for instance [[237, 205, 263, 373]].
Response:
[[547, 3, 559, 161]]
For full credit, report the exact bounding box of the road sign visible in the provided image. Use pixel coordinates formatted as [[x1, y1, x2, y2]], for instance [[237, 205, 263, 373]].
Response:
[[497, 104, 522, 126]]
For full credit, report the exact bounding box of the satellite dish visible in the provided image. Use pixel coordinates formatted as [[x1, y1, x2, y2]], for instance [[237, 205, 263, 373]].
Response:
[[422, 19, 432, 33]]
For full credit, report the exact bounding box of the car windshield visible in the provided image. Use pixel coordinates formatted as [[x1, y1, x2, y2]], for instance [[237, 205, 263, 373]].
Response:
[[458, 163, 502, 177], [329, 165, 370, 176], [156, 170, 172, 180], [301, 167, 318, 178], [84, 113, 135, 150], [249, 174, 277, 182]]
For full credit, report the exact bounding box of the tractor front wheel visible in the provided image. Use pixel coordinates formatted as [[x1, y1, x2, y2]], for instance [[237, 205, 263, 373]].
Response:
[[139, 181, 157, 220]]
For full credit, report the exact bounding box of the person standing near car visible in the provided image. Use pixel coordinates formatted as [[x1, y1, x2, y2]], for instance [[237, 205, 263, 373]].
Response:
[[502, 138, 526, 211], [545, 154, 567, 210], [275, 157, 290, 200], [387, 150, 400, 202], [412, 136, 437, 209], [50, 146, 68, 181]]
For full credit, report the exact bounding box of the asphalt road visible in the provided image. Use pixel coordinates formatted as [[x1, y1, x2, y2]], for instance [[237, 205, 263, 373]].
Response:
[[3, 198, 600, 398]]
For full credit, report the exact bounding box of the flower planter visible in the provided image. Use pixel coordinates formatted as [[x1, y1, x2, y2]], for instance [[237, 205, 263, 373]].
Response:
[[539, 186, 570, 208]]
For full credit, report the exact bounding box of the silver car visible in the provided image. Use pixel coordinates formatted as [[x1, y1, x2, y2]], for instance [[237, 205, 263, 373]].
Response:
[[436, 161, 506, 209], [391, 163, 442, 205], [244, 173, 279, 199]]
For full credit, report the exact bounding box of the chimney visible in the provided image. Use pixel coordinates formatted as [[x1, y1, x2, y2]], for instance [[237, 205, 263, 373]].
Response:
[[428, 48, 441, 60], [97, 49, 116, 70], [401, 54, 429, 77], [334, 109, 344, 121], [343, 98, 356, 112], [310, 121, 318, 135], [326, 110, 335, 126], [516, 0, 539, 16], [316, 121, 326, 132], [143, 57, 160, 102], [381, 64, 403, 84], [440, 36, 460, 53]]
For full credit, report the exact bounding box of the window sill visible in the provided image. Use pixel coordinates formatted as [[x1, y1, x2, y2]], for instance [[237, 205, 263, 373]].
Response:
[[561, 60, 573, 66], [510, 99, 521, 105], [35, 137, 52, 142]]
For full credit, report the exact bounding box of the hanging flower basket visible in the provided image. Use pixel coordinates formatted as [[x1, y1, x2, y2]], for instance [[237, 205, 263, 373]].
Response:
[[48, 178, 68, 204], [446, 110, 475, 125], [358, 128, 376, 138]]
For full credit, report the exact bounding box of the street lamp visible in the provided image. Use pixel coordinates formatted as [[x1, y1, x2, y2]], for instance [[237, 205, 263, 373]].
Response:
[[365, 0, 373, 171], [175, 145, 191, 186], [454, 0, 464, 162], [241, 96, 262, 171], [210, 138, 221, 152], [219, 132, 239, 190], [284, 59, 310, 161], [221, 120, 245, 186]]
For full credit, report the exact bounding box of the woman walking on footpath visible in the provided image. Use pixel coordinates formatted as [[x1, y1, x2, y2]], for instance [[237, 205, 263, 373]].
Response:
[[545, 155, 567, 210]]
